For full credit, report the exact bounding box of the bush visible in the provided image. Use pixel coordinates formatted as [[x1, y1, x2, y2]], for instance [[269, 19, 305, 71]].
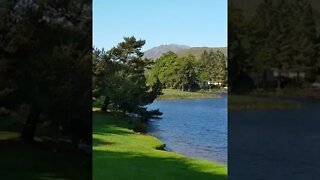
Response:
[[133, 123, 147, 133]]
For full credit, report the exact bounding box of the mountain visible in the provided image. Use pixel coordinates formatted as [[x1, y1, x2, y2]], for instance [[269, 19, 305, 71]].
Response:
[[143, 44, 190, 59], [143, 44, 227, 59]]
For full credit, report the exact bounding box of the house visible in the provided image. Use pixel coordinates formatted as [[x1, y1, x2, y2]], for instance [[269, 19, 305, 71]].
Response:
[[197, 81, 222, 89], [250, 68, 307, 88]]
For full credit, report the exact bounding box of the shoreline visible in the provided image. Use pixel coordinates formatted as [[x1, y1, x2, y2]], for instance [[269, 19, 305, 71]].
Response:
[[139, 120, 228, 167], [93, 111, 227, 179], [149, 93, 228, 166], [228, 95, 303, 111], [157, 89, 225, 101], [148, 133, 227, 167]]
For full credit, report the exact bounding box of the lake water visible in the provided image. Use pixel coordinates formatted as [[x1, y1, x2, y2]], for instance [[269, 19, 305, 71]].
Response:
[[229, 99, 320, 179], [147, 95, 227, 165]]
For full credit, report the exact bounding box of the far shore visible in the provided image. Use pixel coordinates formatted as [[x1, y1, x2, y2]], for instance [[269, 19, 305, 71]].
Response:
[[157, 89, 226, 100]]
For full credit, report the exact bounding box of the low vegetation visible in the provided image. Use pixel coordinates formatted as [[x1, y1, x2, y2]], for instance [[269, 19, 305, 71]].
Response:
[[93, 112, 227, 180]]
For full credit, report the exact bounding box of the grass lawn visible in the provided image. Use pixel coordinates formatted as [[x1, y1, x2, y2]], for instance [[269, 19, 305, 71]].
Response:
[[93, 112, 227, 180], [0, 139, 91, 180], [251, 88, 320, 99], [157, 89, 219, 100], [228, 95, 302, 111], [0, 114, 91, 180]]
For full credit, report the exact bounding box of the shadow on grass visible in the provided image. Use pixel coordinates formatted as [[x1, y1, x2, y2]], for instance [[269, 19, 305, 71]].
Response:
[[93, 137, 114, 146], [93, 150, 227, 180], [93, 112, 227, 180], [0, 139, 91, 180], [94, 125, 133, 136], [93, 112, 142, 135]]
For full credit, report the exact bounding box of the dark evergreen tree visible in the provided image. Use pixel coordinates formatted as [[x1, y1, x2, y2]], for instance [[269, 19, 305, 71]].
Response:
[[0, 0, 92, 143], [94, 37, 162, 118]]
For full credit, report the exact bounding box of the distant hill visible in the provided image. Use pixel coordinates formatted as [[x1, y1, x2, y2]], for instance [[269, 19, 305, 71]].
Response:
[[144, 44, 227, 59], [143, 44, 190, 59]]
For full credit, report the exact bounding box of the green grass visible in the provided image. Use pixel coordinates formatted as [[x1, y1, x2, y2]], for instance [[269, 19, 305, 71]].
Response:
[[157, 89, 219, 100], [0, 139, 91, 180], [229, 95, 302, 111], [93, 112, 227, 180], [0, 113, 91, 180]]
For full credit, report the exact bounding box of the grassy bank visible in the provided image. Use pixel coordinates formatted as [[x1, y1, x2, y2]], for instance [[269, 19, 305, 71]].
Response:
[[93, 112, 227, 180], [157, 89, 219, 100], [251, 88, 320, 99], [229, 95, 302, 111]]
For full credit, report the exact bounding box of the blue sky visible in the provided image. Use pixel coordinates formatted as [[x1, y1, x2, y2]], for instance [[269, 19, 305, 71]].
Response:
[[93, 0, 227, 51]]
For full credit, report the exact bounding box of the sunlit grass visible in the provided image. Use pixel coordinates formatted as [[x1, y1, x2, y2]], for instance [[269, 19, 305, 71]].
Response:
[[93, 112, 227, 180]]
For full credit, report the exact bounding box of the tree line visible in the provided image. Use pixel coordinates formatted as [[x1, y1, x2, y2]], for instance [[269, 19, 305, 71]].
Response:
[[93, 37, 227, 120], [229, 0, 320, 93], [146, 50, 227, 91]]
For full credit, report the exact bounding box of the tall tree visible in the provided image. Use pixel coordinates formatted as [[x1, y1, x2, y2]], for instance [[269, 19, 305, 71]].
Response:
[[0, 0, 92, 142], [94, 37, 162, 118]]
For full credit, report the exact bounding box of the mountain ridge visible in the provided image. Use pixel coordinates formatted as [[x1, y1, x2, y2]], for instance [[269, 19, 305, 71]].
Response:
[[143, 44, 227, 59], [143, 44, 190, 59]]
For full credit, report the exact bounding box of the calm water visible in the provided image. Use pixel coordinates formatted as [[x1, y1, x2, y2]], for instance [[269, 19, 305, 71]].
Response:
[[147, 95, 227, 165], [229, 99, 320, 179]]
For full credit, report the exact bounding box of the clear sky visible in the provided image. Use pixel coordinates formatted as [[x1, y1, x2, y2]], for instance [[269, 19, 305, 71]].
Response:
[[93, 0, 227, 51]]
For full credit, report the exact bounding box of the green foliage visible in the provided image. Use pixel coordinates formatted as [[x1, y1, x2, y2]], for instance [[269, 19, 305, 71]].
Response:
[[93, 37, 162, 118], [177, 47, 227, 59], [147, 51, 178, 87], [0, 0, 92, 142], [147, 50, 227, 91], [198, 50, 227, 87], [229, 0, 320, 92]]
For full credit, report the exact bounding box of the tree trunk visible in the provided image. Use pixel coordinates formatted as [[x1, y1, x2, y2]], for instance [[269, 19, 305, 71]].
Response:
[[277, 78, 281, 90], [277, 71, 282, 91], [101, 97, 109, 112], [21, 106, 40, 141]]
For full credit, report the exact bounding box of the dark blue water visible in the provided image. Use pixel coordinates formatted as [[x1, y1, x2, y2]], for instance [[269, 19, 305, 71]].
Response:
[[147, 95, 227, 165], [229, 99, 320, 180]]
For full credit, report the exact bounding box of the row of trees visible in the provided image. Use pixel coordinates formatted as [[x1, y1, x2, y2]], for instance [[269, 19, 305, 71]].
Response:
[[93, 37, 162, 119], [92, 38, 227, 121], [147, 50, 227, 91], [229, 0, 320, 92]]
